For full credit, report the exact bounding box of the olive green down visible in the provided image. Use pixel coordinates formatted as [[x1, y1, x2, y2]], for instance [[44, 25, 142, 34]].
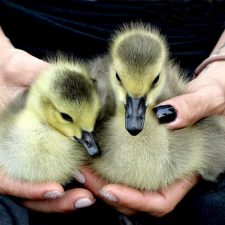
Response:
[[89, 23, 225, 191], [0, 58, 101, 184]]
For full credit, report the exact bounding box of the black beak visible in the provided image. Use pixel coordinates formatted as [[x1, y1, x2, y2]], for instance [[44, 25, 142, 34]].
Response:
[[125, 96, 146, 136], [75, 131, 101, 158]]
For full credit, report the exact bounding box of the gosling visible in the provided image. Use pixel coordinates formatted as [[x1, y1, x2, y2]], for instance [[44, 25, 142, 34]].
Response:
[[0, 57, 101, 185], [90, 23, 225, 191]]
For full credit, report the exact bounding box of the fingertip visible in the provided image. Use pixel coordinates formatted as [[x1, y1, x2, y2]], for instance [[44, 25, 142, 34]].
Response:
[[23, 188, 96, 213], [43, 190, 65, 200], [99, 189, 118, 202], [100, 184, 153, 213], [154, 94, 202, 129], [81, 167, 108, 193], [71, 188, 96, 209], [74, 170, 86, 184], [74, 197, 96, 209], [100, 184, 132, 203], [152, 104, 177, 124], [153, 101, 184, 129]]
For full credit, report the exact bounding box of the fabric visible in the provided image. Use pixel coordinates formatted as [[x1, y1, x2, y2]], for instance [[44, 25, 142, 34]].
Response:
[[0, 0, 225, 75], [0, 196, 29, 225]]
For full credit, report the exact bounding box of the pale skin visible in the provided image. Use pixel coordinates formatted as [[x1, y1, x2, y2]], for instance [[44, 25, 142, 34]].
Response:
[[1, 26, 225, 215]]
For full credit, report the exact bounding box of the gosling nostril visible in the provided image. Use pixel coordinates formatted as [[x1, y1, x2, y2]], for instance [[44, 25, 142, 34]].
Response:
[[127, 128, 142, 136], [86, 141, 92, 148], [91, 148, 102, 158], [139, 115, 144, 120]]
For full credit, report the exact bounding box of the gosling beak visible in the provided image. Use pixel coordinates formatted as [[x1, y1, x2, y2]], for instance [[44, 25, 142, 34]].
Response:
[[125, 96, 146, 136], [75, 131, 101, 158]]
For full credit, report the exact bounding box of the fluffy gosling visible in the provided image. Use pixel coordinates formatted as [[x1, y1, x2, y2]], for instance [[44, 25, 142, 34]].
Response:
[[0, 58, 101, 184], [90, 23, 225, 191]]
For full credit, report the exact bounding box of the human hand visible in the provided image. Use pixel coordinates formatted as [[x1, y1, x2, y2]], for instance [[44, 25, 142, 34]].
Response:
[[154, 61, 225, 129], [0, 27, 48, 109], [78, 167, 198, 217], [0, 27, 95, 212], [0, 170, 95, 212], [154, 29, 225, 129]]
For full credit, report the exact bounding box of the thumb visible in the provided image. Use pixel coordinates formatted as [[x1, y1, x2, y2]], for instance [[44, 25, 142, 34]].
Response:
[[5, 50, 49, 87], [154, 86, 225, 129], [0, 171, 64, 200]]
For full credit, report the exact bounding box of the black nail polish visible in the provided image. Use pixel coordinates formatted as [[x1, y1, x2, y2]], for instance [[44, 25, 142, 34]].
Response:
[[152, 105, 177, 124]]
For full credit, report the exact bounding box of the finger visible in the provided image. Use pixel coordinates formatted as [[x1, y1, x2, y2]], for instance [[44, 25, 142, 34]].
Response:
[[0, 171, 64, 200], [99, 176, 199, 217], [80, 167, 108, 195], [23, 188, 95, 213], [155, 82, 225, 129], [80, 167, 136, 215]]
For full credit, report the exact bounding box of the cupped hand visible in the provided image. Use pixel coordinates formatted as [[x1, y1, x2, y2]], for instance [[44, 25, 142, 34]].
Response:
[[0, 170, 95, 212], [0, 27, 95, 212], [80, 167, 199, 217], [157, 61, 225, 129], [0, 27, 48, 109]]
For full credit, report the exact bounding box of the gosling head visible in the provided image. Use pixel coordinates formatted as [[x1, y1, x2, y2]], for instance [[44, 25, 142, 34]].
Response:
[[110, 23, 168, 135], [28, 60, 101, 157]]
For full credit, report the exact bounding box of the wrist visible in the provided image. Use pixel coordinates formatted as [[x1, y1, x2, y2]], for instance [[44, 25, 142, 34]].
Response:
[[194, 55, 225, 77], [194, 60, 225, 96]]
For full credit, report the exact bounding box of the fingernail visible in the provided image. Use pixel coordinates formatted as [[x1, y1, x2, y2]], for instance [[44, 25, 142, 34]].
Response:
[[153, 105, 177, 124], [99, 189, 118, 202], [44, 191, 64, 199], [74, 198, 95, 209], [74, 170, 86, 184]]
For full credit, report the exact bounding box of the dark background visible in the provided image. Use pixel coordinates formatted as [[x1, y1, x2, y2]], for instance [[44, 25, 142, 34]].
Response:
[[1, 0, 225, 76]]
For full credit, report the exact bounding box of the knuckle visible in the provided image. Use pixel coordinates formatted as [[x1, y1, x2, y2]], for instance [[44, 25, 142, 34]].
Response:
[[148, 206, 174, 217], [147, 198, 175, 217], [160, 204, 174, 215], [4, 50, 25, 78]]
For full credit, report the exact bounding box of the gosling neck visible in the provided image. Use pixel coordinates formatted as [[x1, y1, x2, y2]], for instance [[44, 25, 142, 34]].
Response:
[[25, 87, 47, 123]]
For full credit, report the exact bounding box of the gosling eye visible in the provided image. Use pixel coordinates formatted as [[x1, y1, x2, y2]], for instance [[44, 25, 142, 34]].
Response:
[[151, 74, 160, 88], [116, 73, 122, 82], [91, 78, 97, 85], [60, 112, 73, 122]]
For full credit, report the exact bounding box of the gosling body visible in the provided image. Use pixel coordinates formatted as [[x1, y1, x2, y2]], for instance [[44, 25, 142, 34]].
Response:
[[90, 23, 225, 191], [86, 55, 116, 121], [0, 58, 100, 184]]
